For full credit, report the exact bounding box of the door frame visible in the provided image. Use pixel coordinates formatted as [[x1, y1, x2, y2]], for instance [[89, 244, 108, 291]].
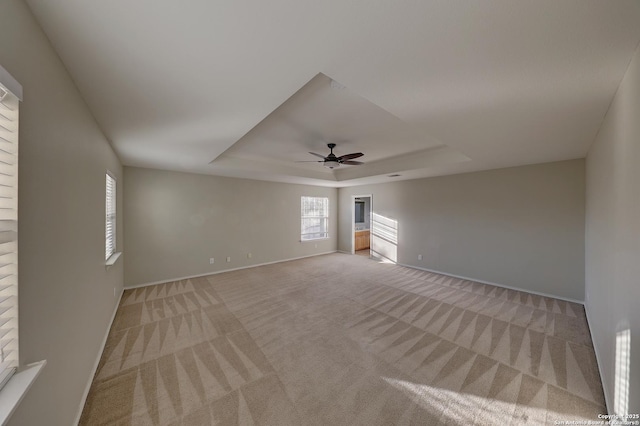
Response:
[[351, 194, 373, 254]]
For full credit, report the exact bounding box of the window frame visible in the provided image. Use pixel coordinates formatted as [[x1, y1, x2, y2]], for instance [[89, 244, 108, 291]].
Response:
[[105, 171, 117, 261], [0, 66, 46, 424], [300, 196, 329, 241], [0, 73, 19, 392]]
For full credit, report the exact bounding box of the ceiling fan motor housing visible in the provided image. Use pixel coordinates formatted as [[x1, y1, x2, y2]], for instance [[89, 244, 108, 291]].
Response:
[[324, 143, 340, 168]]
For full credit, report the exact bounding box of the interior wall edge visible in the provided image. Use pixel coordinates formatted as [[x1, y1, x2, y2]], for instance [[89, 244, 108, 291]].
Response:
[[584, 306, 611, 412], [73, 288, 125, 425], [583, 36, 640, 415], [124, 251, 338, 290], [396, 262, 585, 305]]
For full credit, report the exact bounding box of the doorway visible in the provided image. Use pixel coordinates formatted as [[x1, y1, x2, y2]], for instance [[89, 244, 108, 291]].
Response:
[[351, 195, 372, 256]]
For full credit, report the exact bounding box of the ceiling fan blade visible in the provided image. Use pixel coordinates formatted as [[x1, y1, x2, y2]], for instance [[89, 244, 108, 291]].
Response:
[[341, 160, 364, 165], [337, 152, 363, 161], [295, 160, 323, 163], [308, 152, 326, 159]]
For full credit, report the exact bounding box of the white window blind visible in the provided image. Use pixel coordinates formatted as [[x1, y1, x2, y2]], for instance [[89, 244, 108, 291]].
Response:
[[0, 78, 20, 390], [301, 196, 329, 241], [105, 173, 116, 260]]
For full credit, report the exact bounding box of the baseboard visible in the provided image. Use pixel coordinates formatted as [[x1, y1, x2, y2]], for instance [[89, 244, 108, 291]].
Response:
[[125, 251, 338, 290], [584, 305, 611, 413], [395, 263, 585, 305], [74, 287, 124, 425]]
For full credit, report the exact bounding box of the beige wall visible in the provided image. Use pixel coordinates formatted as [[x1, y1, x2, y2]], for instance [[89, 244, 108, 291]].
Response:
[[586, 43, 640, 413], [0, 1, 124, 425], [339, 159, 586, 301], [123, 167, 337, 286]]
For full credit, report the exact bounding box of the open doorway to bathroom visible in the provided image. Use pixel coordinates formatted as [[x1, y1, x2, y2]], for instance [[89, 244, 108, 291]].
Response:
[[351, 195, 372, 256]]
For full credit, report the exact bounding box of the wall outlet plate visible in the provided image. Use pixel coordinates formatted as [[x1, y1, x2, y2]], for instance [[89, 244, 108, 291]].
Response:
[[226, 256, 231, 262], [209, 258, 215, 264], [418, 254, 423, 261]]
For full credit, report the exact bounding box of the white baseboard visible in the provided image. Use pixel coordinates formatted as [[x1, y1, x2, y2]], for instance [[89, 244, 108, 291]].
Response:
[[394, 262, 585, 305], [74, 287, 124, 426], [125, 251, 338, 290], [584, 306, 611, 413]]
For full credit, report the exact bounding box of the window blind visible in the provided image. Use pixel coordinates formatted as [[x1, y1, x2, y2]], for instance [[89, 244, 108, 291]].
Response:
[[301, 196, 329, 240], [0, 80, 19, 390], [105, 173, 116, 260]]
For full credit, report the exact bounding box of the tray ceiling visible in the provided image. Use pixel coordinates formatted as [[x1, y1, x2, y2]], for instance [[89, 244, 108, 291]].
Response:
[[24, 0, 640, 186]]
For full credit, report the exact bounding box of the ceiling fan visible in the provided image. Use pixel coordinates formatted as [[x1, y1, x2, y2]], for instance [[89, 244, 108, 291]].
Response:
[[298, 143, 364, 169]]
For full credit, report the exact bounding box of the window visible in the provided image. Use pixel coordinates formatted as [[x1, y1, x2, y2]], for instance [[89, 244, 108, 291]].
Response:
[[0, 69, 20, 390], [615, 329, 631, 415], [301, 196, 329, 240], [105, 173, 116, 260]]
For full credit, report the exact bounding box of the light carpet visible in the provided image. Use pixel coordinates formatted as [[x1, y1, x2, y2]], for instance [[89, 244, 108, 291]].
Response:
[[80, 253, 606, 425]]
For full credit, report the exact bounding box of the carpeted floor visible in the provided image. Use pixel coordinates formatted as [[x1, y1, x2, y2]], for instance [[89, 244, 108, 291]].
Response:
[[80, 253, 605, 425]]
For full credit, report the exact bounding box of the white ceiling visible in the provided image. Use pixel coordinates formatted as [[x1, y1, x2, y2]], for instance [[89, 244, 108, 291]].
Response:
[[25, 0, 640, 187], [214, 73, 469, 184]]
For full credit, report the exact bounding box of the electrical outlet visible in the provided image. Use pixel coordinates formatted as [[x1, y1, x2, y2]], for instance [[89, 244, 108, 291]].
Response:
[[314, 244, 318, 249], [114, 287, 117, 298], [418, 254, 423, 261], [226, 256, 231, 262], [209, 257, 215, 264], [247, 253, 252, 259]]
